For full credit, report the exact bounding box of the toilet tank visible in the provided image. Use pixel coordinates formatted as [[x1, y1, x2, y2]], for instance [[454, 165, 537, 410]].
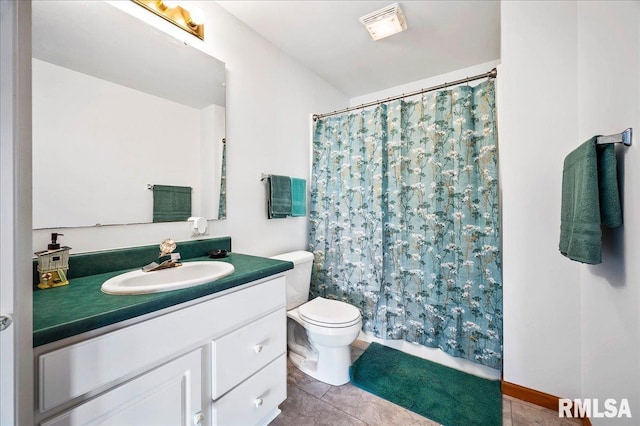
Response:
[[270, 251, 314, 310]]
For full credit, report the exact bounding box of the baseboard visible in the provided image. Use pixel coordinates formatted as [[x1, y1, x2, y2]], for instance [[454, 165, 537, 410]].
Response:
[[502, 381, 592, 426]]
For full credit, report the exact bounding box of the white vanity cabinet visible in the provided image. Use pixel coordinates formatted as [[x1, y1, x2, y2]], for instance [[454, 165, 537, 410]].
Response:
[[35, 276, 287, 426]]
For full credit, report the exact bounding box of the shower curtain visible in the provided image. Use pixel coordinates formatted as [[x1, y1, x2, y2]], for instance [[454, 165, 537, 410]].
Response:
[[309, 80, 502, 370]]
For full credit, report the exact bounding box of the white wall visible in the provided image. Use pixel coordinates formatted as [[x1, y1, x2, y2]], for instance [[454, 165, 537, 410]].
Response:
[[32, 1, 347, 255], [501, 1, 640, 421], [500, 1, 582, 400], [578, 2, 640, 424]]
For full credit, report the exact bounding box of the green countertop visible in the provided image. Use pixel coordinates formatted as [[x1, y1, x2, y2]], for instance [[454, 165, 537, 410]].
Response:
[[33, 253, 293, 347]]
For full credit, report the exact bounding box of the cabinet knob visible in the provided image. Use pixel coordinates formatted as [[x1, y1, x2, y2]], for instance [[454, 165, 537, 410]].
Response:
[[254, 344, 263, 354], [255, 397, 264, 408]]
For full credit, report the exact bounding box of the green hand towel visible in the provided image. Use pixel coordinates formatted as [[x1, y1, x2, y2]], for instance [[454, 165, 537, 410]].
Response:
[[559, 137, 622, 264], [152, 185, 192, 223], [291, 177, 307, 217], [597, 144, 622, 228], [268, 175, 292, 219]]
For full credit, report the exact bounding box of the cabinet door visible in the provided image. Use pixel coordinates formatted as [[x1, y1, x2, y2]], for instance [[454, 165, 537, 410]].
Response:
[[41, 349, 202, 426]]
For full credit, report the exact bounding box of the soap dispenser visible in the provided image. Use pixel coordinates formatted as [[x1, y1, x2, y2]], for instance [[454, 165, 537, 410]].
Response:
[[34, 233, 72, 289]]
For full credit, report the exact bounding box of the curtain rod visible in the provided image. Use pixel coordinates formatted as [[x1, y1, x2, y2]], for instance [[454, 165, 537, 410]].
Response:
[[312, 68, 497, 121]]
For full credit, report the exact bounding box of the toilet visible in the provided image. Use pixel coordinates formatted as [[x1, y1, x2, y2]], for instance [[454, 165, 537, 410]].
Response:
[[271, 251, 362, 386]]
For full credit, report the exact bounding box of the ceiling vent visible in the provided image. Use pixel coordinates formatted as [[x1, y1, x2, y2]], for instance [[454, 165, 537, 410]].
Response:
[[359, 3, 408, 41]]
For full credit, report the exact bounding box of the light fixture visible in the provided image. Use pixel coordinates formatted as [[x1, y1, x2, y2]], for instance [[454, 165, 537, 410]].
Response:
[[132, 0, 205, 40], [162, 0, 179, 8], [188, 7, 205, 26], [359, 2, 407, 41]]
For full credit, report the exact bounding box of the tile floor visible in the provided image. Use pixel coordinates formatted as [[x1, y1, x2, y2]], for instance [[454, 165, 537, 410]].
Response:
[[271, 340, 583, 426]]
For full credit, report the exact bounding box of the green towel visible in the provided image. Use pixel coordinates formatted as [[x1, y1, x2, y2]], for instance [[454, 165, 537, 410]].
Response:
[[268, 175, 292, 219], [152, 185, 192, 223], [291, 177, 307, 217], [559, 137, 622, 264]]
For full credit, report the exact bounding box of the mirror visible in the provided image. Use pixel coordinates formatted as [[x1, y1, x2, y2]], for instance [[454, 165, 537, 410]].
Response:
[[31, 1, 226, 229]]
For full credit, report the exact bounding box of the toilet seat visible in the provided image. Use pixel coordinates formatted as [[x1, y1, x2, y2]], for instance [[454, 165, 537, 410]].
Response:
[[298, 297, 361, 328]]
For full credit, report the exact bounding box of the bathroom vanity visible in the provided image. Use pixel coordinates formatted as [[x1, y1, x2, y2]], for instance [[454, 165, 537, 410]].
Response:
[[32, 238, 292, 426]]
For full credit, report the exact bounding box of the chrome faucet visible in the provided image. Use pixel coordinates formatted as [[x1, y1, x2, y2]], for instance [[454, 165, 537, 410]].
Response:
[[142, 239, 182, 272]]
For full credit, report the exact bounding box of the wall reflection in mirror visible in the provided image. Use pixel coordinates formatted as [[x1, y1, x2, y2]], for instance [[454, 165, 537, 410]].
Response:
[[32, 0, 226, 229]]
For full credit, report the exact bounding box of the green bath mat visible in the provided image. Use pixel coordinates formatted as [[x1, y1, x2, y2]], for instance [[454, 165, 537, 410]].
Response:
[[349, 342, 502, 426]]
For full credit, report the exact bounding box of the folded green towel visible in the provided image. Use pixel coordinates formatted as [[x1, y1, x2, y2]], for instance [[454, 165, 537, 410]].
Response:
[[268, 175, 292, 219], [597, 143, 622, 228], [152, 185, 192, 223], [559, 137, 622, 264], [291, 177, 307, 217]]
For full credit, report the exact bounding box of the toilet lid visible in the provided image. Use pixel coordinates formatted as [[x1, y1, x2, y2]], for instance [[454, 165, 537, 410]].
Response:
[[299, 297, 361, 327]]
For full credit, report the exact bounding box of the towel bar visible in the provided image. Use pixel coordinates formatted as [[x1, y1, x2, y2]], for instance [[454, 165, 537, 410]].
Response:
[[260, 173, 271, 181], [147, 184, 193, 190], [596, 128, 632, 146]]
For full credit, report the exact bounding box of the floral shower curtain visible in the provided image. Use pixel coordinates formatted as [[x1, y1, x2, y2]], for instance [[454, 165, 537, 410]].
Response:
[[308, 80, 502, 370]]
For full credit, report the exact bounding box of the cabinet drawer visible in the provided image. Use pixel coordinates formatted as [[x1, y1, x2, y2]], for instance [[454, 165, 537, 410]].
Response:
[[212, 309, 285, 399], [212, 355, 286, 426]]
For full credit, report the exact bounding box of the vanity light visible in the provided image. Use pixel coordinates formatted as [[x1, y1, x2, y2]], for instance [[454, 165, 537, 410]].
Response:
[[359, 2, 407, 41], [188, 7, 205, 26], [132, 0, 205, 40], [162, 0, 179, 8]]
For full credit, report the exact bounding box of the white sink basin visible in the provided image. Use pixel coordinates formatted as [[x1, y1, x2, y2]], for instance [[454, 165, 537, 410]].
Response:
[[101, 261, 235, 295]]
